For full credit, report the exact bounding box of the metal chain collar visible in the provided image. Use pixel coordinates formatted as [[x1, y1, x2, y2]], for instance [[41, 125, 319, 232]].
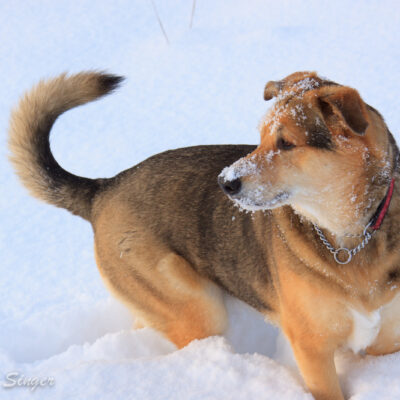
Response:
[[313, 222, 376, 265], [312, 155, 397, 265]]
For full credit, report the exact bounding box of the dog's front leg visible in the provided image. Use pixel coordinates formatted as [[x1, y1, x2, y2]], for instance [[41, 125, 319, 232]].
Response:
[[280, 303, 347, 400], [288, 337, 343, 400], [277, 266, 351, 399]]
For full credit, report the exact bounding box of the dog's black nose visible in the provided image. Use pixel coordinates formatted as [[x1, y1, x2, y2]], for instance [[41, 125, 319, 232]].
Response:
[[218, 176, 242, 195]]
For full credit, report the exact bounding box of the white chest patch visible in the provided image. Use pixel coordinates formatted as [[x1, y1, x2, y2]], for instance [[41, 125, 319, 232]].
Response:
[[346, 293, 400, 353], [346, 307, 381, 353]]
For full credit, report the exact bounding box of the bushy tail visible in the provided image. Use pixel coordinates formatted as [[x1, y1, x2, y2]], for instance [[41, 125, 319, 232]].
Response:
[[8, 71, 124, 221]]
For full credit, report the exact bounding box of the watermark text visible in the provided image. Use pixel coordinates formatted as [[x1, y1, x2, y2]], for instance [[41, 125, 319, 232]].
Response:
[[2, 371, 55, 392]]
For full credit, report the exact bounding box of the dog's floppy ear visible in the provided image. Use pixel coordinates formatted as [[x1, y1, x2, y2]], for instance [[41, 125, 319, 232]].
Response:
[[264, 71, 319, 101], [264, 80, 284, 100], [318, 87, 369, 135]]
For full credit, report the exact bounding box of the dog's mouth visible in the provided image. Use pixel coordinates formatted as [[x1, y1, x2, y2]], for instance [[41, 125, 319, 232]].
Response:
[[231, 191, 290, 212]]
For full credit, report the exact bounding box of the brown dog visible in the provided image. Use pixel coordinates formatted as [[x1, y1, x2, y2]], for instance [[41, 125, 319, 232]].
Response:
[[8, 71, 400, 400]]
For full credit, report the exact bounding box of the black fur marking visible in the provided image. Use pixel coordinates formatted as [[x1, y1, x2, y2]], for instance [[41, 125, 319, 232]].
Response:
[[306, 125, 333, 150], [34, 114, 100, 219], [388, 268, 400, 282], [98, 74, 125, 95]]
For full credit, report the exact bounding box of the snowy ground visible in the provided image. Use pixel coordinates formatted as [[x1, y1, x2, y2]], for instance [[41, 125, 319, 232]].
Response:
[[1, 1, 400, 399]]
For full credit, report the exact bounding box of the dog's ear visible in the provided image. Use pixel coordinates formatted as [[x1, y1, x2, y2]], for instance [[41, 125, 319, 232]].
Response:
[[264, 80, 284, 100], [264, 71, 319, 101], [318, 87, 369, 136]]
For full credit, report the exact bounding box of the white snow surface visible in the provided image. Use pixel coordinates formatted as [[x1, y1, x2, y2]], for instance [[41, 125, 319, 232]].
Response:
[[1, 1, 400, 399]]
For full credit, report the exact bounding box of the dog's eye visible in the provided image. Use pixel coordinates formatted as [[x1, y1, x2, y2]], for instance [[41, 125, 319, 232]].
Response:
[[277, 137, 295, 150]]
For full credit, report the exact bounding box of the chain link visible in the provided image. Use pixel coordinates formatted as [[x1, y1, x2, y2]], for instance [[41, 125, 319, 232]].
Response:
[[313, 223, 376, 264]]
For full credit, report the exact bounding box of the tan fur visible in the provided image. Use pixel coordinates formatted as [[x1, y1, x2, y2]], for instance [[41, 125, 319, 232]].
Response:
[[8, 71, 400, 400], [93, 202, 228, 348]]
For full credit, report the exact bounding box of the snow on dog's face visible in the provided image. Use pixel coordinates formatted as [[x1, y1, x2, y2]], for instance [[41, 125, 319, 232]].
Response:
[[219, 71, 393, 235]]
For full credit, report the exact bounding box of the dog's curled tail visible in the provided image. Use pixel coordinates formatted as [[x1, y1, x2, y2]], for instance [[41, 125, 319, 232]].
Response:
[[8, 71, 124, 221]]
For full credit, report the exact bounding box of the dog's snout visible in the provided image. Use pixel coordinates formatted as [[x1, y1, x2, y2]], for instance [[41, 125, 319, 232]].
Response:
[[218, 176, 242, 196]]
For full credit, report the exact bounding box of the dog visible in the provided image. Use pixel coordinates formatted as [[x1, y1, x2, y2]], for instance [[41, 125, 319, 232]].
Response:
[[8, 71, 400, 400]]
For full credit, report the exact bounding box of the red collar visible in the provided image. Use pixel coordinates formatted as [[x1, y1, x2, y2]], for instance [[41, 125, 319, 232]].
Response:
[[370, 178, 395, 230]]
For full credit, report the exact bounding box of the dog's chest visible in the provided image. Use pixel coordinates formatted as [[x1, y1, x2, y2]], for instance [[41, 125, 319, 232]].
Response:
[[346, 293, 400, 353]]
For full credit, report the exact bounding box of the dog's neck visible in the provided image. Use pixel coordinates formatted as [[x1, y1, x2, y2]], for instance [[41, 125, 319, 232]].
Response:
[[275, 176, 398, 266], [293, 144, 400, 241], [287, 183, 397, 260]]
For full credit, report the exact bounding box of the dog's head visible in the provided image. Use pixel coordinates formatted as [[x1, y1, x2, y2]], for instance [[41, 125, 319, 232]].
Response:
[[219, 71, 395, 235]]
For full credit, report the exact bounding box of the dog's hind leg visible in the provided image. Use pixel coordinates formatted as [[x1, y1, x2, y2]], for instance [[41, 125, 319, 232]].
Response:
[[152, 253, 228, 347], [95, 243, 228, 348]]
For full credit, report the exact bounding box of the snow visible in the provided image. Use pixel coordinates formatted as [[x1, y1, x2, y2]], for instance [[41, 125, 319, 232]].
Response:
[[219, 155, 259, 182], [261, 75, 321, 133], [1, 0, 400, 399]]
